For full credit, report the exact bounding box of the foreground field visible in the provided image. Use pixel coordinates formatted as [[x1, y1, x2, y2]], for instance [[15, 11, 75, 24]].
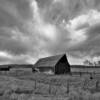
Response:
[[0, 72, 100, 100]]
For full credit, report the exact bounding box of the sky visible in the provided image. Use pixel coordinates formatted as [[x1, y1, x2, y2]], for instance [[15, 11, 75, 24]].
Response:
[[0, 0, 100, 65]]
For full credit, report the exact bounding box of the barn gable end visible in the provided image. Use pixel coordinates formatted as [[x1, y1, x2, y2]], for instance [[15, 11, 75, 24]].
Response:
[[55, 54, 70, 74]]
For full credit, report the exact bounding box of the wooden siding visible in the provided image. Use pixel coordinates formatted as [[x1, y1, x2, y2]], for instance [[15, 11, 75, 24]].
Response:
[[35, 67, 54, 74], [55, 55, 70, 74]]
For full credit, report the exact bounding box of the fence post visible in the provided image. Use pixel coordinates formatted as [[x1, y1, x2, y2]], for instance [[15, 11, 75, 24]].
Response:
[[66, 81, 69, 94], [54, 85, 57, 95], [80, 72, 82, 77], [49, 84, 51, 94], [96, 80, 99, 90], [34, 80, 37, 90], [82, 79, 87, 90]]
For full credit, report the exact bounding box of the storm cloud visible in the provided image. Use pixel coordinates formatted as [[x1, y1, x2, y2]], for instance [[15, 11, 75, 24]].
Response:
[[0, 0, 100, 64]]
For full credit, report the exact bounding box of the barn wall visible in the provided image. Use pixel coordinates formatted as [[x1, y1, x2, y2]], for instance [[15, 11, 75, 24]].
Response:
[[36, 67, 54, 74], [55, 55, 70, 74]]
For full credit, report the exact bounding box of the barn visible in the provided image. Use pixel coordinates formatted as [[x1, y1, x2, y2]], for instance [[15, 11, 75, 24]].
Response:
[[33, 54, 70, 75]]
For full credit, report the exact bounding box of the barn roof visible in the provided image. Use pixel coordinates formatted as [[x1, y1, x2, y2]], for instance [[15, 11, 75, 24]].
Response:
[[34, 54, 67, 67]]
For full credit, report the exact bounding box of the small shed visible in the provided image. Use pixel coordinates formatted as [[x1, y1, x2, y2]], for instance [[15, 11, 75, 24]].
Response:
[[0, 65, 10, 71], [33, 54, 70, 75]]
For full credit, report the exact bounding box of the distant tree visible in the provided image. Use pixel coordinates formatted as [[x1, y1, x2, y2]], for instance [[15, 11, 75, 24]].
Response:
[[97, 61, 100, 65], [83, 60, 100, 66], [93, 61, 97, 66], [88, 62, 94, 66], [83, 60, 89, 65], [83, 60, 93, 66]]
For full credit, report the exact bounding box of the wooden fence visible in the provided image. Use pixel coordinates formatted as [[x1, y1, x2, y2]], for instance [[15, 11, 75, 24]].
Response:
[[19, 77, 100, 95], [0, 72, 100, 95]]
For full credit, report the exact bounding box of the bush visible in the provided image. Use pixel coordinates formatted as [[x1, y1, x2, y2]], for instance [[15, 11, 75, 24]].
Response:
[[68, 87, 92, 100]]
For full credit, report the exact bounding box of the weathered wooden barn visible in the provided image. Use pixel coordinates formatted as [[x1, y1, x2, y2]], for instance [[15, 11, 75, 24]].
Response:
[[34, 54, 70, 75]]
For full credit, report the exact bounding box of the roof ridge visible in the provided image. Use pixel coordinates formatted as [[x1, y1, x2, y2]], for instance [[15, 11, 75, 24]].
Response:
[[34, 53, 67, 67], [39, 53, 66, 60]]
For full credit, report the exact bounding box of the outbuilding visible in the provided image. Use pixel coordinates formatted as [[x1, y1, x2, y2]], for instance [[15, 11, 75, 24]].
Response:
[[0, 65, 10, 71], [33, 54, 70, 75]]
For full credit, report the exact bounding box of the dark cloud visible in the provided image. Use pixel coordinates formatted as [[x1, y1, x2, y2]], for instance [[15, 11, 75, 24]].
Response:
[[0, 0, 34, 55], [0, 8, 18, 27], [0, 0, 100, 64], [87, 24, 100, 36], [67, 24, 100, 58], [40, 0, 97, 25], [0, 37, 30, 55], [36, 0, 52, 8], [0, 54, 31, 64], [0, 56, 11, 63], [0, 26, 33, 55], [76, 23, 89, 30], [0, 28, 13, 38], [0, 0, 38, 64], [11, 0, 32, 20], [94, 0, 100, 9], [0, 0, 32, 27]]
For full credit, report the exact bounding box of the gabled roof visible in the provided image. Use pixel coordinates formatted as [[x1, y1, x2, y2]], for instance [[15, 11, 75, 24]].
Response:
[[34, 54, 67, 67]]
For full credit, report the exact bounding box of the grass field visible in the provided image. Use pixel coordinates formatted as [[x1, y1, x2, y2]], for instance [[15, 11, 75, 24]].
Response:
[[0, 71, 100, 100]]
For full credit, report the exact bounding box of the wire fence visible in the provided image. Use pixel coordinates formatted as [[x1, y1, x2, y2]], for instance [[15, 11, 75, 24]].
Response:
[[0, 71, 100, 95], [17, 76, 100, 95]]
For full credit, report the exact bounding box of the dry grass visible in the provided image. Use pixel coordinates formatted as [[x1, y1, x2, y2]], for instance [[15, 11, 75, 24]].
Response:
[[0, 72, 100, 100]]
